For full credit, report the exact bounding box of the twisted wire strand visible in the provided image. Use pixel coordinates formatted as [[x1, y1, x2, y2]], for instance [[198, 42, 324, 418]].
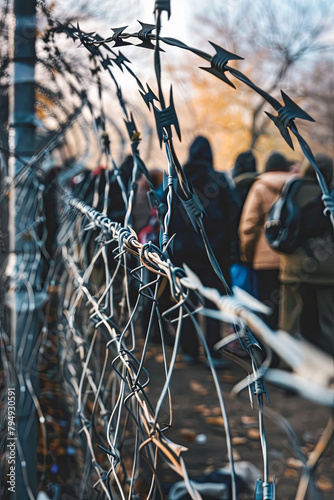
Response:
[[2, 2, 333, 499]]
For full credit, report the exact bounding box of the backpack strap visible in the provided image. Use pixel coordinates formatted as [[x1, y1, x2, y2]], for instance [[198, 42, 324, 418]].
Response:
[[264, 177, 303, 253]]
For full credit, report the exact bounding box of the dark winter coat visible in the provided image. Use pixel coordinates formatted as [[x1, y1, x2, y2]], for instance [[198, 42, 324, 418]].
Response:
[[169, 137, 240, 275]]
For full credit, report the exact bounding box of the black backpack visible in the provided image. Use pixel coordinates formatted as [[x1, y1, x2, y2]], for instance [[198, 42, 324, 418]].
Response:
[[264, 178, 302, 254]]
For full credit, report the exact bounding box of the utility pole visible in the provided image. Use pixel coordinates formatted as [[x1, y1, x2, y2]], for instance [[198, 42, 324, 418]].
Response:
[[6, 0, 42, 498]]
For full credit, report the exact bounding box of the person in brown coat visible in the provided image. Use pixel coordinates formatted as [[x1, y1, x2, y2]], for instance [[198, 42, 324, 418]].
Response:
[[239, 152, 292, 329], [279, 153, 334, 356]]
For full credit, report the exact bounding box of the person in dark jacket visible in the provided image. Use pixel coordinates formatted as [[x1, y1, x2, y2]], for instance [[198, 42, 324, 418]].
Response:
[[232, 150, 258, 202], [169, 136, 240, 363], [230, 150, 258, 295]]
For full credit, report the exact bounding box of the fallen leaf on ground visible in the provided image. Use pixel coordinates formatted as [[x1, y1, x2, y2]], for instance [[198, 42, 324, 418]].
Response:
[[284, 468, 298, 478], [247, 428, 260, 440], [211, 406, 221, 415], [193, 404, 208, 414], [232, 436, 247, 446], [286, 457, 303, 469], [179, 428, 197, 442], [316, 477, 334, 492], [189, 380, 208, 396], [241, 415, 257, 426], [205, 416, 224, 426]]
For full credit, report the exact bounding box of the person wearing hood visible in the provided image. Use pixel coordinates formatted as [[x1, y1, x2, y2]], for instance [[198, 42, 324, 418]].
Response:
[[239, 151, 292, 329], [169, 136, 240, 364], [278, 153, 334, 355], [230, 150, 258, 295], [171, 136, 239, 278], [232, 150, 258, 204]]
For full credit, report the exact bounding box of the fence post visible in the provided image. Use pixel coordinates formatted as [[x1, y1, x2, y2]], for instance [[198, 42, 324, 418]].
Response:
[[7, 0, 41, 498]]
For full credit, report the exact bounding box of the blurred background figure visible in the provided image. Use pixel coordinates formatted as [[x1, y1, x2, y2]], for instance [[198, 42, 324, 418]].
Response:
[[71, 155, 133, 223], [230, 150, 258, 296], [170, 136, 240, 365], [132, 168, 164, 240], [70, 156, 134, 300], [279, 153, 334, 356], [239, 151, 292, 330], [131, 168, 174, 345]]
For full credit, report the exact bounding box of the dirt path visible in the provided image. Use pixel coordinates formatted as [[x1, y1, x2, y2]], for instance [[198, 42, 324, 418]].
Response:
[[36, 336, 333, 499], [140, 346, 333, 499]]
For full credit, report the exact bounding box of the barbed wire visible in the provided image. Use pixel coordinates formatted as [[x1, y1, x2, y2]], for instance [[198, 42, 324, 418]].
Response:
[[1, 1, 333, 499], [54, 188, 333, 499]]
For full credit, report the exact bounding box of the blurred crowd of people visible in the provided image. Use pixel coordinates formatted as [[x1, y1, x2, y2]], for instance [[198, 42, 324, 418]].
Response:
[[71, 135, 334, 365]]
